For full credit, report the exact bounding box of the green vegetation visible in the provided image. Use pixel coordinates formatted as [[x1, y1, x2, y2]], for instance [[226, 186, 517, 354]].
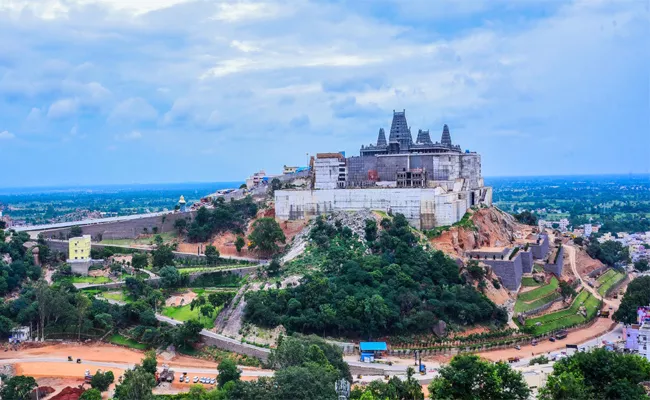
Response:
[[100, 232, 177, 246], [178, 265, 244, 274], [513, 210, 538, 226], [109, 333, 148, 349], [587, 240, 630, 266], [248, 217, 286, 256], [596, 269, 626, 296], [538, 348, 650, 400], [521, 277, 541, 287], [187, 197, 258, 242], [245, 214, 506, 338], [427, 354, 530, 400], [523, 290, 600, 335], [517, 277, 559, 302], [514, 291, 562, 313], [614, 276, 650, 324], [162, 304, 220, 329]]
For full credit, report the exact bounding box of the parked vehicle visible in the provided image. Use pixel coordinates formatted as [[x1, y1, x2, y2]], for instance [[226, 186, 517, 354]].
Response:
[[549, 337, 556, 342]]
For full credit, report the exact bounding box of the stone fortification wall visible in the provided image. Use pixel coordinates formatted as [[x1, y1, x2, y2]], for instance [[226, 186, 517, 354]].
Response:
[[521, 249, 533, 273], [481, 252, 523, 291], [275, 188, 490, 229], [530, 234, 550, 259], [544, 246, 564, 276], [199, 334, 271, 361], [41, 211, 195, 241]]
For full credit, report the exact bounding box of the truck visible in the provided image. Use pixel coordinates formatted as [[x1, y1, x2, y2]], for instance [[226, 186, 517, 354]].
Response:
[[507, 357, 521, 363], [157, 364, 175, 383], [600, 310, 610, 318]]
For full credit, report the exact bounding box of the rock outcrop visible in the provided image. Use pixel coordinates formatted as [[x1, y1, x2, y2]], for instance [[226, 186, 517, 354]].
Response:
[[430, 207, 522, 257]]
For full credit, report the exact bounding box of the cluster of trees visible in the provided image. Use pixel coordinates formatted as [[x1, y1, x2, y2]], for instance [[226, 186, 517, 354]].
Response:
[[538, 348, 650, 399], [513, 210, 538, 226], [614, 276, 650, 324], [634, 259, 649, 272], [586, 240, 630, 266], [186, 197, 258, 242], [245, 214, 506, 338], [0, 230, 41, 297]]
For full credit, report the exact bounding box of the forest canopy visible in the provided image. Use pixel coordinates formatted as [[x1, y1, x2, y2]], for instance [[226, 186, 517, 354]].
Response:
[[244, 214, 506, 338]]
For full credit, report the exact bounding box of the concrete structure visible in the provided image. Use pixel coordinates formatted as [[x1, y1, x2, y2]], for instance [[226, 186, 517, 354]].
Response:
[[466, 239, 550, 291], [275, 110, 492, 229], [584, 223, 592, 238], [544, 245, 564, 276], [178, 195, 187, 213], [69, 235, 91, 261], [246, 170, 267, 189]]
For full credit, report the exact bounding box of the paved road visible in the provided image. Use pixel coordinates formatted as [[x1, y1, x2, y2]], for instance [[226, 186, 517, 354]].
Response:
[[15, 211, 172, 233]]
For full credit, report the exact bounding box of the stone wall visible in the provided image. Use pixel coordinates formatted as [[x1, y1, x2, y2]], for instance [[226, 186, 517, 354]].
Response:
[[275, 187, 491, 229], [520, 250, 533, 273], [41, 211, 195, 241], [544, 246, 564, 276], [199, 334, 271, 361], [530, 234, 550, 260], [482, 251, 523, 291]]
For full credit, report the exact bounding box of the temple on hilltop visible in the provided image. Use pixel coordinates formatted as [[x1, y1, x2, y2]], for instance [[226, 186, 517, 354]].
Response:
[[274, 109, 492, 230], [360, 110, 462, 156]]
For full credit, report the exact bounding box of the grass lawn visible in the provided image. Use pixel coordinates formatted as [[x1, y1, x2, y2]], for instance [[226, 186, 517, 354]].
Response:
[[524, 291, 601, 335], [515, 292, 562, 313], [108, 334, 148, 350], [101, 232, 177, 246], [70, 276, 112, 284], [596, 269, 617, 284], [178, 265, 243, 274], [161, 304, 221, 329], [597, 271, 626, 297], [517, 277, 559, 302], [521, 277, 541, 287], [101, 291, 134, 303]]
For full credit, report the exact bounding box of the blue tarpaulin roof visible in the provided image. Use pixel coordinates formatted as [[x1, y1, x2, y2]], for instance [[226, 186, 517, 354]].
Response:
[[360, 342, 387, 351]]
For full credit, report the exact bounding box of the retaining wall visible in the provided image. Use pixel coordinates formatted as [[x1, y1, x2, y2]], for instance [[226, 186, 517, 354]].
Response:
[[41, 211, 195, 241], [588, 265, 609, 278], [605, 274, 628, 298], [518, 295, 563, 318], [544, 246, 564, 276], [482, 251, 523, 291], [530, 234, 550, 260], [199, 334, 271, 361], [520, 250, 533, 273]]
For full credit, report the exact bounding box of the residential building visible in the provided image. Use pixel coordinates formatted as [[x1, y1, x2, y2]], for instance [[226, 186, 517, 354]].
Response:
[[68, 235, 91, 261]]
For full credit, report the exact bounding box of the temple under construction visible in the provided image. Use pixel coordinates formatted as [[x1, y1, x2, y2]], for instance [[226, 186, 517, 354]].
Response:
[[275, 110, 492, 229]]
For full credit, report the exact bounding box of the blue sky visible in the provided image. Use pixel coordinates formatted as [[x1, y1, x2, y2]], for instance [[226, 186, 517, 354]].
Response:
[[0, 0, 648, 187]]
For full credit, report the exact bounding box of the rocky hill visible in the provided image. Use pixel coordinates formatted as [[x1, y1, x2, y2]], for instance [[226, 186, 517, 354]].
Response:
[[430, 207, 525, 257]]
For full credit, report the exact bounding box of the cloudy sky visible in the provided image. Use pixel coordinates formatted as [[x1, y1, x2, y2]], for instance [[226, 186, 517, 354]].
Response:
[[0, 0, 647, 187]]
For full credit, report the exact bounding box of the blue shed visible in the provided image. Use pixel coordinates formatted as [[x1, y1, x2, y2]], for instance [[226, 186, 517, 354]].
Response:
[[359, 342, 387, 362]]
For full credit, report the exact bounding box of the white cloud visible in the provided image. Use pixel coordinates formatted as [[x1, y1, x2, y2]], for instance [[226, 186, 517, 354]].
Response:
[[47, 98, 78, 119], [230, 40, 261, 53], [0, 130, 15, 139], [212, 2, 284, 22], [108, 97, 158, 124], [115, 130, 143, 141]]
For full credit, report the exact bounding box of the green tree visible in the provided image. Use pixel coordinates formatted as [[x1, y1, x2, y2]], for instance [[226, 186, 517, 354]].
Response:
[[159, 265, 181, 288], [132, 253, 148, 270], [90, 370, 115, 392], [200, 304, 215, 322], [153, 234, 163, 246], [152, 244, 175, 268], [235, 236, 246, 253], [217, 358, 241, 388], [248, 218, 286, 256], [69, 225, 83, 238], [80, 388, 102, 400], [559, 280, 577, 301], [0, 375, 37, 400], [142, 349, 158, 375], [364, 219, 378, 242], [513, 210, 538, 226], [614, 276, 650, 324], [265, 259, 281, 276], [270, 178, 282, 194], [174, 218, 188, 235], [538, 370, 590, 400], [75, 293, 92, 341], [587, 240, 630, 266], [573, 237, 584, 246], [205, 245, 220, 265], [428, 354, 529, 400], [541, 348, 650, 399], [635, 259, 649, 272], [114, 366, 156, 400]]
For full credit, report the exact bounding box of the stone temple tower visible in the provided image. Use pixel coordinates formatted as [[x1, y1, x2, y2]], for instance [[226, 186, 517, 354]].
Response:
[[376, 128, 387, 146], [441, 124, 452, 147], [389, 109, 412, 149]]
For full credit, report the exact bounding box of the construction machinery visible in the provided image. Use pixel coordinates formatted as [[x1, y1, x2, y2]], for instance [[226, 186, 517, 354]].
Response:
[[157, 364, 175, 383]]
